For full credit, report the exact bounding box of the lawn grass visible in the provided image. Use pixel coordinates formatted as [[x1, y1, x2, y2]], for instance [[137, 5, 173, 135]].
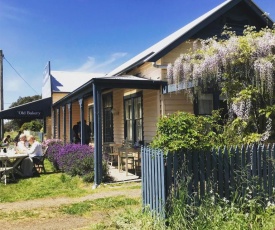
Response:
[[0, 160, 89, 202], [0, 159, 151, 229], [1, 158, 275, 229], [0, 159, 141, 203]]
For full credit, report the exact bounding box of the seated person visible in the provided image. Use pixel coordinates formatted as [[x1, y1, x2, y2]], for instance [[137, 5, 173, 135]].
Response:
[[27, 135, 43, 173], [2, 135, 11, 153], [17, 134, 29, 153], [27, 135, 43, 159]]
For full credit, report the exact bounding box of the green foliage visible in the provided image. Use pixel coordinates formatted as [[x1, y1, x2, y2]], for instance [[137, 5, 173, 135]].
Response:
[[9, 95, 42, 108], [162, 182, 275, 230], [151, 111, 223, 153], [3, 121, 17, 132], [168, 26, 275, 144], [151, 110, 272, 150], [20, 120, 43, 131]]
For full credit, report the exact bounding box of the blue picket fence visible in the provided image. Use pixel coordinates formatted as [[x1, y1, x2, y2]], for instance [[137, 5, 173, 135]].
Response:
[[141, 144, 275, 217]]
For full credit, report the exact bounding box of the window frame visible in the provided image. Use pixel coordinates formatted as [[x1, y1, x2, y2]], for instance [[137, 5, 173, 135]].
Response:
[[102, 93, 114, 143], [123, 92, 143, 145]]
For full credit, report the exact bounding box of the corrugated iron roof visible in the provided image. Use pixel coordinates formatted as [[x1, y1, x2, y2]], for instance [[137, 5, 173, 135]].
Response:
[[51, 71, 105, 92], [99, 75, 152, 81], [106, 0, 273, 77]]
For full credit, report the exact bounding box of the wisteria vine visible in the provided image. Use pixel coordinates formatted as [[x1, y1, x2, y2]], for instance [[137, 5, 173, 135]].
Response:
[[167, 26, 275, 142]]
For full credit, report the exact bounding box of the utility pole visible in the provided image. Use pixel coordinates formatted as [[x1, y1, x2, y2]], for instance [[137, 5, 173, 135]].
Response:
[[0, 50, 4, 139]]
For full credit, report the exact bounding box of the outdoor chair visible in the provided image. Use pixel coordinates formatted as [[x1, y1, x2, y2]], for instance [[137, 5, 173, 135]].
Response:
[[0, 156, 15, 185], [134, 157, 141, 176], [33, 146, 48, 173], [119, 148, 135, 173], [108, 143, 120, 167]]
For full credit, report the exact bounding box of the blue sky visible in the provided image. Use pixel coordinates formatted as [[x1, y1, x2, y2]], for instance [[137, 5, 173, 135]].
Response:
[[0, 0, 274, 109]]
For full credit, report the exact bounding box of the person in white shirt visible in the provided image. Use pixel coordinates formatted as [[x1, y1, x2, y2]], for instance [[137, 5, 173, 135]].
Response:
[[20, 135, 42, 177], [27, 135, 43, 158]]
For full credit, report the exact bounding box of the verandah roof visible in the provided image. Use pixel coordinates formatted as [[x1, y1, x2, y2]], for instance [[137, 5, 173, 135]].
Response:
[[0, 97, 52, 119], [52, 75, 167, 107]]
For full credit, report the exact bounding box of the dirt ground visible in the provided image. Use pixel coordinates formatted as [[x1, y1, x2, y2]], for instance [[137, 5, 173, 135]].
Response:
[[0, 186, 142, 230]]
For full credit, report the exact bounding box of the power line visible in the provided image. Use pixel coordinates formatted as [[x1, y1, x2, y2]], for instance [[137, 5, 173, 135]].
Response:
[[3, 56, 39, 94]]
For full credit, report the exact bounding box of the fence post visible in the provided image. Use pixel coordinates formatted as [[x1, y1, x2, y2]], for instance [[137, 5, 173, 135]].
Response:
[[218, 148, 224, 198], [268, 144, 273, 197], [159, 150, 165, 218], [229, 146, 235, 197], [212, 148, 218, 196], [224, 147, 229, 200], [263, 145, 268, 194], [199, 150, 205, 199]]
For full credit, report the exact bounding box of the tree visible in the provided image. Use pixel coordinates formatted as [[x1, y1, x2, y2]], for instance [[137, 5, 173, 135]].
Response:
[[21, 120, 43, 132], [167, 26, 275, 145], [9, 95, 41, 108], [4, 95, 42, 131]]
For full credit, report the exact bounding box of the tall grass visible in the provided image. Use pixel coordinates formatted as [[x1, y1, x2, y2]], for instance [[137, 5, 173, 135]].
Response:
[[157, 182, 275, 230]]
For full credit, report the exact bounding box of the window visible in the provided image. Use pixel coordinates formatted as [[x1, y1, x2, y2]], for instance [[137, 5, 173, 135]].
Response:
[[103, 93, 113, 142], [196, 92, 228, 119], [198, 93, 213, 115], [124, 92, 143, 145]]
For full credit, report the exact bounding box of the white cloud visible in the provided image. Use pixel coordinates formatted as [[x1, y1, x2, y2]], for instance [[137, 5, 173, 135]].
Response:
[[75, 57, 96, 72], [0, 3, 30, 21], [74, 52, 127, 73]]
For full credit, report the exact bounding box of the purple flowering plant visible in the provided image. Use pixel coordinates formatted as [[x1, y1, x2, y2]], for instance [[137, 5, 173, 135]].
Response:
[[56, 143, 94, 177], [43, 140, 109, 182], [42, 139, 64, 170], [167, 26, 275, 145]]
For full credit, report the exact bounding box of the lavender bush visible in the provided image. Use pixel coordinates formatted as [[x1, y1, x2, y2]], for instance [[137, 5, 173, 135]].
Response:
[[43, 140, 109, 182], [43, 139, 64, 170], [55, 144, 109, 182], [57, 144, 93, 176]]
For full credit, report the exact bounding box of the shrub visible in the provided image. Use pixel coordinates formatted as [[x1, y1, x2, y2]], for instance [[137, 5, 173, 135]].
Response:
[[43, 140, 110, 182], [56, 144, 110, 182], [151, 111, 222, 153], [56, 144, 94, 176], [43, 139, 64, 170]]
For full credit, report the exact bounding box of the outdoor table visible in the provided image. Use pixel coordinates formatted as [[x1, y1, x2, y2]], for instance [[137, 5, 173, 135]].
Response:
[[0, 151, 29, 177], [118, 147, 140, 176]]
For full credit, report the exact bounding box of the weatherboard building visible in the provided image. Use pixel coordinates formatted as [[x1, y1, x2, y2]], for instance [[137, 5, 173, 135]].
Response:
[[0, 0, 273, 186]]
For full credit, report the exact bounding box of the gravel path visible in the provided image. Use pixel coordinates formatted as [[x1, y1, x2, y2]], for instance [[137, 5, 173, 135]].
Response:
[[0, 188, 141, 212], [0, 187, 142, 230]]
